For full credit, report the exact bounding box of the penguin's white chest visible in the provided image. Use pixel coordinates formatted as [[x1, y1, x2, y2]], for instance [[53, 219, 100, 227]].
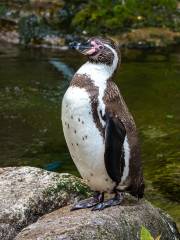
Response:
[[61, 86, 115, 192]]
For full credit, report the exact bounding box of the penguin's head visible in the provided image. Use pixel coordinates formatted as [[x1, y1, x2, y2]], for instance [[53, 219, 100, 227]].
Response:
[[70, 37, 120, 67]]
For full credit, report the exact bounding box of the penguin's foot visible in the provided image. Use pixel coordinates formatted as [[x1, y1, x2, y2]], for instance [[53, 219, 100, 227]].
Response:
[[91, 192, 124, 211], [71, 192, 104, 211]]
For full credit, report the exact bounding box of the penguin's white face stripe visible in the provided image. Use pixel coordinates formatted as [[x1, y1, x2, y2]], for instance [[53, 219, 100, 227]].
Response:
[[104, 44, 119, 73]]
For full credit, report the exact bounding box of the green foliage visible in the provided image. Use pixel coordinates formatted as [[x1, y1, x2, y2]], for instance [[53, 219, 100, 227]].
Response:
[[141, 226, 154, 240], [140, 226, 161, 240], [0, 4, 7, 17], [70, 0, 179, 34]]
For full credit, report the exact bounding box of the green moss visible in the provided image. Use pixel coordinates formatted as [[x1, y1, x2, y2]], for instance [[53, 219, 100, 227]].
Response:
[[45, 174, 92, 198]]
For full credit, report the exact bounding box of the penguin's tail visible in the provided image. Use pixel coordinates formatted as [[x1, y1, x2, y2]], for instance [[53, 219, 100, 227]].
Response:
[[128, 177, 145, 199]]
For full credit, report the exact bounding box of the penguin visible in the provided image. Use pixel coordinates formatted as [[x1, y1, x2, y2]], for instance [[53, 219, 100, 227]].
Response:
[[61, 37, 144, 211]]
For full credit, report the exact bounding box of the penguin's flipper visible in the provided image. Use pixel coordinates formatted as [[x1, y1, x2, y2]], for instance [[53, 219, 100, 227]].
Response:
[[104, 112, 126, 183]]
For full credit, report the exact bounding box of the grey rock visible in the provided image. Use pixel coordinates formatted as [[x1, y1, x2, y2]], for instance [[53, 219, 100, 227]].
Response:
[[0, 167, 91, 240], [15, 196, 179, 240], [0, 31, 19, 44]]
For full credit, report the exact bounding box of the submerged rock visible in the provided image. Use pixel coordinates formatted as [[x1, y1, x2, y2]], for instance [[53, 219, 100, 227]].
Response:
[[15, 196, 179, 240], [0, 167, 91, 240]]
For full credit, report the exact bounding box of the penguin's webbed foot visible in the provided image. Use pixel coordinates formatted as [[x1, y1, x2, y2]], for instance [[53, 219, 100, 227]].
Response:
[[71, 192, 104, 211], [91, 192, 124, 211]]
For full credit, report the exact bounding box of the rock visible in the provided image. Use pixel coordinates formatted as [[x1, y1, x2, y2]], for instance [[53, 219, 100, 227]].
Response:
[[113, 27, 180, 49], [15, 196, 179, 240], [41, 35, 65, 46], [0, 167, 179, 240], [0, 30, 19, 44], [0, 167, 92, 240]]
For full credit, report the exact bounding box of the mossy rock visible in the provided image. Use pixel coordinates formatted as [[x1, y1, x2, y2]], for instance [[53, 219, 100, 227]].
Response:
[[0, 167, 91, 240]]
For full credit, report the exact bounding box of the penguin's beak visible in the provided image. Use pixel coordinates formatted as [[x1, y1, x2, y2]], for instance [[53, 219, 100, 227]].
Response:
[[69, 41, 95, 55]]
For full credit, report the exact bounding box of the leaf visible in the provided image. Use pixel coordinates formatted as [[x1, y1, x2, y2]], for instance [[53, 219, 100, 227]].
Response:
[[155, 235, 161, 240], [140, 226, 154, 240]]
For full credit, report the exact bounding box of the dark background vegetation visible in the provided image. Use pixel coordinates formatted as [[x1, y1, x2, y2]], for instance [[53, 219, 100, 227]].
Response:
[[0, 0, 180, 46]]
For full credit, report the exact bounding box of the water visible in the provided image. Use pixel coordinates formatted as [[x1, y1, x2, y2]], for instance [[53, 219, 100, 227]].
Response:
[[0, 42, 179, 227]]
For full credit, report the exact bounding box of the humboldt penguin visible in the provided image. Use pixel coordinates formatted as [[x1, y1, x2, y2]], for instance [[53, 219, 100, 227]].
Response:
[[61, 37, 144, 211]]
